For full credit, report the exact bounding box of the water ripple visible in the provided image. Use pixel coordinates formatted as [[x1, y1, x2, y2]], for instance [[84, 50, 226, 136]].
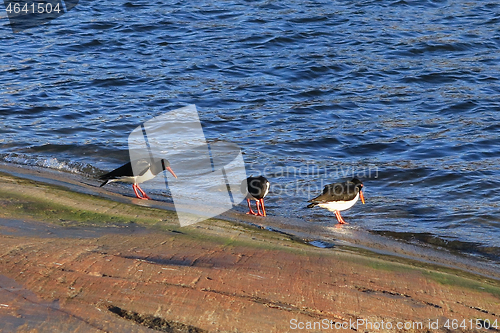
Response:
[[1, 0, 500, 261]]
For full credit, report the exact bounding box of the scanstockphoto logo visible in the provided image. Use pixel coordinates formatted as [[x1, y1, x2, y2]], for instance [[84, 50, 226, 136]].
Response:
[[4, 0, 78, 32], [129, 104, 248, 227]]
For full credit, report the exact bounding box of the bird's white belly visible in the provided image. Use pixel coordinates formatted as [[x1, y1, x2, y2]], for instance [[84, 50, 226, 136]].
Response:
[[109, 169, 156, 185], [262, 181, 270, 197], [318, 193, 359, 212], [135, 169, 156, 184]]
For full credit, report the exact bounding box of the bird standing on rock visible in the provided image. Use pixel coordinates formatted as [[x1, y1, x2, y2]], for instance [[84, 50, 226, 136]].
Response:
[[242, 176, 270, 217], [99, 158, 177, 200], [307, 178, 365, 224]]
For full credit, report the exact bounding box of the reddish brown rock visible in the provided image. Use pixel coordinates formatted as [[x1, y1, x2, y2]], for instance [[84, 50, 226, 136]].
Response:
[[0, 230, 499, 332]]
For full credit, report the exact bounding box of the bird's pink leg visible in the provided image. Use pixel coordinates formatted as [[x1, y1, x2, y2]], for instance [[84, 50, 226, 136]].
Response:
[[334, 211, 347, 224], [136, 184, 151, 200], [132, 184, 143, 199], [256, 200, 263, 216], [259, 198, 266, 217], [246, 199, 257, 215]]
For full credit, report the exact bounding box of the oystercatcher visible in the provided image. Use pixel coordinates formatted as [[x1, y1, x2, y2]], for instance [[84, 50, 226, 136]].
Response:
[[241, 176, 270, 217], [99, 158, 177, 200], [307, 178, 365, 224]]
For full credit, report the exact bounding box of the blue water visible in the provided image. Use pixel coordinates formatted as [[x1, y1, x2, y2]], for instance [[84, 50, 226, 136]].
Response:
[[1, 0, 500, 261]]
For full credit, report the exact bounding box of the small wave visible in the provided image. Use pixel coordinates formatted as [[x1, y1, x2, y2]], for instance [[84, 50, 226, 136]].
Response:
[[0, 153, 101, 176], [372, 230, 500, 262]]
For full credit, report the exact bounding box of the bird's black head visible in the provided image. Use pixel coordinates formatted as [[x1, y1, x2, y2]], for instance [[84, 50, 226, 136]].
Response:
[[351, 178, 365, 204], [351, 177, 363, 187], [160, 159, 170, 169], [160, 159, 177, 179]]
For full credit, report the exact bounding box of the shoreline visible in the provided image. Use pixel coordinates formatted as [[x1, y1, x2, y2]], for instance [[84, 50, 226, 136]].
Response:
[[1, 161, 499, 281], [1, 163, 500, 331]]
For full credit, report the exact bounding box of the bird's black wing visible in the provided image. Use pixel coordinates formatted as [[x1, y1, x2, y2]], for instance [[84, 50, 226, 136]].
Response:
[[243, 176, 270, 200], [308, 181, 359, 203], [99, 160, 150, 180]]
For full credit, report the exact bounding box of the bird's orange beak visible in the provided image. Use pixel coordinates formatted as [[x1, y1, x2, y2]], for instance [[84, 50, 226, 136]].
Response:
[[166, 166, 177, 179], [360, 190, 365, 204]]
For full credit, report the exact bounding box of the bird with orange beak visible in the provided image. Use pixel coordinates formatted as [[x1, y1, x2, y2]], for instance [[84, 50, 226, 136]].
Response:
[[99, 158, 177, 200], [307, 178, 365, 224]]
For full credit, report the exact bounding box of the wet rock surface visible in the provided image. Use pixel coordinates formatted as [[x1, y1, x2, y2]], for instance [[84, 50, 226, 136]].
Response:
[[0, 230, 499, 332]]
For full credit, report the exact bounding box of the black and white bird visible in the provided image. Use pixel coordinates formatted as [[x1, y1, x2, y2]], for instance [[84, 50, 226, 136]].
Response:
[[99, 158, 177, 200], [241, 176, 270, 217], [307, 178, 365, 224]]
